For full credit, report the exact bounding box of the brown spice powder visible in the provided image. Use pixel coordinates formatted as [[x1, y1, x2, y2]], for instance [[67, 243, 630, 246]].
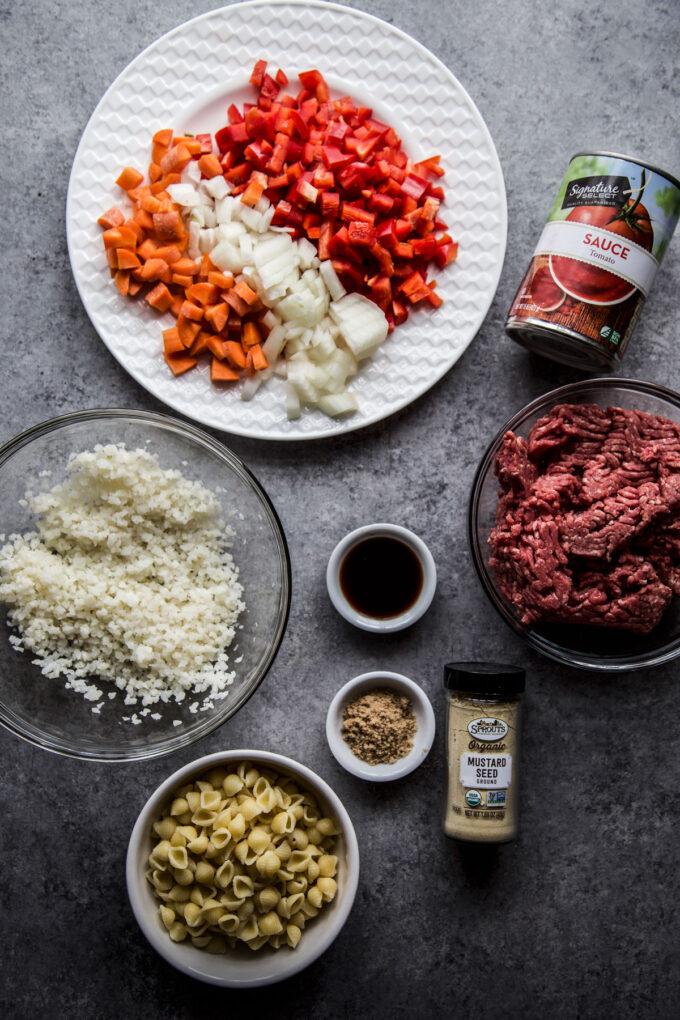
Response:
[[341, 688, 417, 765]]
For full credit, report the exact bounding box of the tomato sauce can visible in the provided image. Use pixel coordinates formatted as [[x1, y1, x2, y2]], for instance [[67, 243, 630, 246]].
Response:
[[505, 151, 680, 369]]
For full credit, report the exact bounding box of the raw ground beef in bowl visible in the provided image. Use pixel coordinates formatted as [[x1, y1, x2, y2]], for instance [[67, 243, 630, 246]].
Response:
[[469, 378, 680, 672]]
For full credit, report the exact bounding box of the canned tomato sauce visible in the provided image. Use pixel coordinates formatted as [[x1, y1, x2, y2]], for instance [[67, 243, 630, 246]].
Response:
[[506, 151, 680, 369]]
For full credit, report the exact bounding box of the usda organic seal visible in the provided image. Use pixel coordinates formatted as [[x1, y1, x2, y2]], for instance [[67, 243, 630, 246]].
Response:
[[465, 790, 482, 808]]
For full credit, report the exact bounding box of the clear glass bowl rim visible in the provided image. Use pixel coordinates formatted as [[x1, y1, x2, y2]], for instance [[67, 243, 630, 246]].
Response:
[[468, 377, 680, 672], [0, 407, 292, 761]]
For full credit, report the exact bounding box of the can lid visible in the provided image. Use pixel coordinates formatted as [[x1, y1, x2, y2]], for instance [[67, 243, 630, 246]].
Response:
[[444, 661, 525, 695]]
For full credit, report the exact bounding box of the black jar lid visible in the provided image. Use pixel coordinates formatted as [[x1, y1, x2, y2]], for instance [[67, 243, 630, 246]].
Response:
[[444, 661, 525, 696]]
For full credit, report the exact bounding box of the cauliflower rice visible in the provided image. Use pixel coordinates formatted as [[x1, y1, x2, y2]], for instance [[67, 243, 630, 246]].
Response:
[[0, 443, 245, 713]]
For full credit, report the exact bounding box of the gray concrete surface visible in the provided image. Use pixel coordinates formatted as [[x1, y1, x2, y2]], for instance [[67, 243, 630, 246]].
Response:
[[2, 1, 680, 1018]]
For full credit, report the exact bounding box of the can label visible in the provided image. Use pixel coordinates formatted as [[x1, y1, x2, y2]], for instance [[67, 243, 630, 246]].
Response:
[[506, 153, 680, 363]]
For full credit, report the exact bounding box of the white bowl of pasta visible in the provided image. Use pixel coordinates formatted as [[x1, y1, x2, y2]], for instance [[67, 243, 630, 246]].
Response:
[[126, 750, 360, 987]]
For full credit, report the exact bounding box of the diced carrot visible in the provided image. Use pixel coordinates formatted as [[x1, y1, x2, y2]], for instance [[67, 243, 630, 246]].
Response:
[[224, 290, 250, 317], [147, 282, 174, 311], [224, 340, 247, 369], [164, 352, 197, 376], [187, 330, 212, 357], [249, 343, 269, 371], [171, 273, 194, 288], [176, 314, 202, 347], [160, 143, 193, 175], [206, 336, 229, 359], [204, 302, 229, 333], [240, 171, 268, 207], [116, 166, 144, 191], [186, 282, 219, 306], [114, 270, 130, 295], [211, 358, 240, 382], [162, 326, 185, 356], [127, 184, 151, 204], [153, 128, 174, 147], [141, 194, 162, 214], [148, 162, 163, 183], [106, 248, 119, 270], [199, 254, 216, 278], [123, 218, 145, 242], [132, 208, 154, 231], [174, 136, 202, 156], [232, 279, 259, 306], [207, 270, 234, 290], [180, 300, 204, 322], [152, 143, 169, 165], [102, 226, 136, 251], [116, 249, 141, 270], [139, 258, 170, 282], [241, 321, 262, 347], [152, 210, 184, 242], [197, 153, 223, 178], [173, 257, 199, 276], [128, 278, 144, 297], [153, 243, 184, 264], [170, 294, 184, 318], [97, 206, 125, 229], [136, 239, 158, 260]]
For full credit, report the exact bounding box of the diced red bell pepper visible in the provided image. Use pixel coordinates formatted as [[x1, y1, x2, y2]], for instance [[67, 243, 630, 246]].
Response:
[[298, 69, 330, 103], [331, 258, 365, 288], [318, 220, 334, 260], [215, 122, 249, 150], [340, 203, 375, 225], [244, 138, 273, 171], [321, 145, 355, 171], [250, 59, 267, 88], [434, 241, 459, 268], [195, 133, 213, 155], [401, 172, 429, 202], [392, 299, 408, 326], [348, 221, 376, 247]]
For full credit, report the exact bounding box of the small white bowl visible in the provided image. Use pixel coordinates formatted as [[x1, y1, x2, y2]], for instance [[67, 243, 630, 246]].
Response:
[[326, 671, 435, 782], [126, 750, 360, 988], [326, 523, 437, 633]]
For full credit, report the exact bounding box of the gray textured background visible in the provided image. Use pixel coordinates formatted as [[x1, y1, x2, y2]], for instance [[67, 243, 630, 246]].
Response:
[[2, 1, 680, 1018]]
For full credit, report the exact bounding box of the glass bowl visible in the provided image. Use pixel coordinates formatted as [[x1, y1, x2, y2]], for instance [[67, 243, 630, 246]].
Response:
[[469, 378, 680, 672], [0, 409, 290, 760]]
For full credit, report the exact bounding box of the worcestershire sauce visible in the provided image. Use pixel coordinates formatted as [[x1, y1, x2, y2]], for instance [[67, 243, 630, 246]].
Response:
[[339, 536, 423, 619]]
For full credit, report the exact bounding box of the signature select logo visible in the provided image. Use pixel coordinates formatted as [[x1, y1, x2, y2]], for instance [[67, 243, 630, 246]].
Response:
[[467, 717, 509, 741]]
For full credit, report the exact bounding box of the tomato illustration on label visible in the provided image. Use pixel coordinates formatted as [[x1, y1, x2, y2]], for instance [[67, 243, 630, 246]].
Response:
[[528, 264, 565, 311], [551, 183, 653, 304]]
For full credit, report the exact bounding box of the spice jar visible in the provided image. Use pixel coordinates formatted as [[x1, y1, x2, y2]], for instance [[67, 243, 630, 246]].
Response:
[[442, 661, 525, 843]]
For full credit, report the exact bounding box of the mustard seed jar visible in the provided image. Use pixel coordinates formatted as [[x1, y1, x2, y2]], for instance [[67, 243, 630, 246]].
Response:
[[443, 662, 525, 843]]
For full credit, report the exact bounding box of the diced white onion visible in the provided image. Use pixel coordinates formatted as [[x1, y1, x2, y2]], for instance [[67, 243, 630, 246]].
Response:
[[173, 162, 390, 419]]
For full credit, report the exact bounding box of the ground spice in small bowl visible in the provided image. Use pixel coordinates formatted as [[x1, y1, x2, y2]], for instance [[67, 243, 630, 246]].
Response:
[[341, 688, 417, 765]]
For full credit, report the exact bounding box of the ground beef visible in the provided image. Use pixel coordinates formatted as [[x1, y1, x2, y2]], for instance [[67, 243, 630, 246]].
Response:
[[489, 403, 680, 634]]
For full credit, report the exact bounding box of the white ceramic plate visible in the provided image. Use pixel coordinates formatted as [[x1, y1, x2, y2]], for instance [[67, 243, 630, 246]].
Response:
[[67, 1, 506, 440]]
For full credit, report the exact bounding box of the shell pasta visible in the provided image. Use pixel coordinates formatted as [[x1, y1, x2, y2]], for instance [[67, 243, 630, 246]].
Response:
[[146, 762, 340, 953]]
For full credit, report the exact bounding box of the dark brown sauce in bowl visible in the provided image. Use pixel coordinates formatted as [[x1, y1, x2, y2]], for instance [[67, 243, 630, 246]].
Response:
[[339, 536, 424, 619]]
